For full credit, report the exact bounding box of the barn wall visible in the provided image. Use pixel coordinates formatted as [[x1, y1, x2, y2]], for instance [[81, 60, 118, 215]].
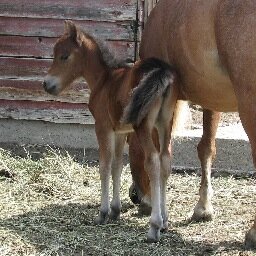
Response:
[[0, 0, 138, 125]]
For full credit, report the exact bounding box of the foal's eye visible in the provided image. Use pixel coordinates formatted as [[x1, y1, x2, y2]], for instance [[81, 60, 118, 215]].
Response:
[[60, 54, 69, 61]]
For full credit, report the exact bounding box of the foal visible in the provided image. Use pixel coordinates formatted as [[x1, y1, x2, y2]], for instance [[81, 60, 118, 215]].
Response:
[[43, 21, 178, 242]]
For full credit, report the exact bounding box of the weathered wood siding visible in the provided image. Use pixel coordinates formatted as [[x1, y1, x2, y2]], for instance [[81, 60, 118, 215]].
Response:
[[0, 0, 137, 124]]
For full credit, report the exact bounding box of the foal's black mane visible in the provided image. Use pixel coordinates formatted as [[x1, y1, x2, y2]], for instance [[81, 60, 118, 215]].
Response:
[[82, 31, 129, 69]]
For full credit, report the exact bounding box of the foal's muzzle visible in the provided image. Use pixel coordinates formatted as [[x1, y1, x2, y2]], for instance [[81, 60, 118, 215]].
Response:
[[43, 76, 60, 95]]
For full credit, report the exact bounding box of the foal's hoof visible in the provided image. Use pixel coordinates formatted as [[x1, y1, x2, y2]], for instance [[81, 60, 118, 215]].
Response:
[[146, 227, 161, 243], [245, 227, 256, 250], [94, 211, 108, 225], [161, 222, 168, 233], [109, 207, 121, 221]]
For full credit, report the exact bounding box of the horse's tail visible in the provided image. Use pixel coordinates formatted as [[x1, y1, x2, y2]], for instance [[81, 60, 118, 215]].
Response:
[[122, 58, 176, 126]]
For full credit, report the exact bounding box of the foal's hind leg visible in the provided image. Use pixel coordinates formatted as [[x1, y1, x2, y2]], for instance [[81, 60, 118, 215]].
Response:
[[135, 120, 163, 242], [94, 124, 115, 225], [157, 89, 177, 230], [109, 134, 126, 220], [192, 109, 221, 221], [157, 124, 172, 231]]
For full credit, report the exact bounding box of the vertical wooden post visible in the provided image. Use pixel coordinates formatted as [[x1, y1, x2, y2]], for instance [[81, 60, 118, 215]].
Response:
[[143, 0, 159, 24]]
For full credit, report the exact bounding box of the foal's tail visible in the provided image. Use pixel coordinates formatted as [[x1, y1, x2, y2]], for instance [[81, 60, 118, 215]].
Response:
[[122, 58, 176, 126]]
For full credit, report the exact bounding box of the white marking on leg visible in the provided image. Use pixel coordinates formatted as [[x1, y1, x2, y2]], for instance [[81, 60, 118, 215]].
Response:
[[146, 152, 163, 242], [193, 156, 213, 220]]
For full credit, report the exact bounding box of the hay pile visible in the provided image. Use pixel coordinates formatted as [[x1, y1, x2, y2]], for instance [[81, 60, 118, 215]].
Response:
[[0, 147, 255, 255]]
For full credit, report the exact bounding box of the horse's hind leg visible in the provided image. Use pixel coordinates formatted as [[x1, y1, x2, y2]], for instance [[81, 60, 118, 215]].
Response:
[[110, 134, 126, 220], [192, 109, 221, 221], [236, 99, 256, 249]]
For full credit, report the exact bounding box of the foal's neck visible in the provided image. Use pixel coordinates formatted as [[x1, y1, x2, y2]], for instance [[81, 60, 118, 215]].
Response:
[[80, 34, 109, 91]]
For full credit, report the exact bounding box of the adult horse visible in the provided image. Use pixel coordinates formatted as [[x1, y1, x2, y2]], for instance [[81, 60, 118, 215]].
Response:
[[129, 0, 256, 248]]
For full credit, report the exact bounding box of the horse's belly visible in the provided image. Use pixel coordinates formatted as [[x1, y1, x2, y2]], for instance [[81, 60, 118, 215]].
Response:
[[181, 58, 238, 112]]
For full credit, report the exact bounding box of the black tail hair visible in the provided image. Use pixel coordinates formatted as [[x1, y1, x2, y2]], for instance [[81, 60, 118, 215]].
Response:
[[123, 58, 175, 126]]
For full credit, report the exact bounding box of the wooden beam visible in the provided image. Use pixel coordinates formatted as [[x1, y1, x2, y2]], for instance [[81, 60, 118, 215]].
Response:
[[0, 17, 134, 41], [0, 35, 135, 61], [0, 0, 137, 22], [0, 99, 94, 124]]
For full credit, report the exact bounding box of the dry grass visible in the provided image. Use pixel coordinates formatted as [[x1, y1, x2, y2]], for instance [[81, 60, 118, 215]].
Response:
[[0, 147, 255, 256]]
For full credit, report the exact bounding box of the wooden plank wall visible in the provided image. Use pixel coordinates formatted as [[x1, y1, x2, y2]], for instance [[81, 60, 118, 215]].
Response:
[[0, 0, 137, 124]]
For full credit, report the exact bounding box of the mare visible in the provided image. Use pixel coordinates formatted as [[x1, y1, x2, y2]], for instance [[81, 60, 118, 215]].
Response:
[[43, 21, 178, 242], [128, 0, 256, 247]]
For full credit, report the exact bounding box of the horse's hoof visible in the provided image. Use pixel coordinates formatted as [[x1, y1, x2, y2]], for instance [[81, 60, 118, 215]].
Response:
[[94, 211, 108, 225], [191, 211, 213, 222], [245, 227, 256, 249], [146, 227, 160, 243], [191, 204, 213, 222]]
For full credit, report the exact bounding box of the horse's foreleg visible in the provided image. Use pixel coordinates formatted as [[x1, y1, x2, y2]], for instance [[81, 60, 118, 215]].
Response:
[[192, 109, 220, 221], [94, 125, 115, 225], [136, 123, 162, 243], [110, 134, 126, 220]]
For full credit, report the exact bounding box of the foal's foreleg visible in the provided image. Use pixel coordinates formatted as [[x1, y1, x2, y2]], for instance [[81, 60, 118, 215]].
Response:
[[94, 125, 115, 225], [110, 134, 126, 220], [192, 109, 220, 221]]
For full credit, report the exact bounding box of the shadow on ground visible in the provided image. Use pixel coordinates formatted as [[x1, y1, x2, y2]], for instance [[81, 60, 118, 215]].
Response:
[[0, 202, 251, 256]]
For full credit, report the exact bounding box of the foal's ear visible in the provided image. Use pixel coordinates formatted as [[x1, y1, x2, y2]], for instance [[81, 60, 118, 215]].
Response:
[[64, 20, 82, 46], [64, 21, 78, 40]]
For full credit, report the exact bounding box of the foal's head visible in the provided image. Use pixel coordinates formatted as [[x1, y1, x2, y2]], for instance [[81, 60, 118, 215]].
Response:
[[43, 21, 88, 95]]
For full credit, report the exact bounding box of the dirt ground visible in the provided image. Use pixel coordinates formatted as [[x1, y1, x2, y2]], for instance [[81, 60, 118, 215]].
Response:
[[0, 106, 256, 255], [0, 147, 255, 256]]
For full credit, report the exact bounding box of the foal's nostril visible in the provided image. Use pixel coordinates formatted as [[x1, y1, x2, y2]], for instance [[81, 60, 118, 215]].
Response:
[[42, 80, 57, 94], [42, 81, 47, 89]]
